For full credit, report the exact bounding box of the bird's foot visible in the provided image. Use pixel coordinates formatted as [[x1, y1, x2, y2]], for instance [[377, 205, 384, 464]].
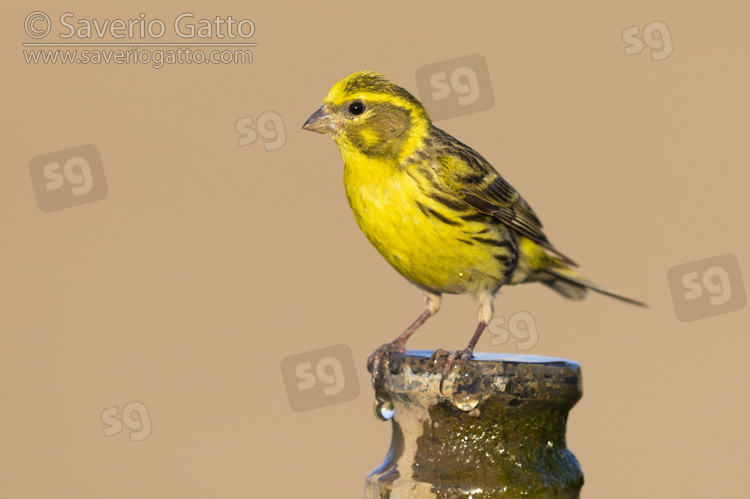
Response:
[[367, 340, 406, 387], [430, 348, 474, 393]]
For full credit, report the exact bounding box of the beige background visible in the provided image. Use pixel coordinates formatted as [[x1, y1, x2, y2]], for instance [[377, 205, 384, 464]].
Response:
[[3, 1, 749, 497]]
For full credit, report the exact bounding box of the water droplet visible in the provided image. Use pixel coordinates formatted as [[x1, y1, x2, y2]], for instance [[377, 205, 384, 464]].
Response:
[[452, 390, 480, 412], [373, 391, 394, 421]]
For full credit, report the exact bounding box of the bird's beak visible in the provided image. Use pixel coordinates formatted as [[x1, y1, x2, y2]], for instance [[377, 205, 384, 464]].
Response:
[[302, 105, 340, 134]]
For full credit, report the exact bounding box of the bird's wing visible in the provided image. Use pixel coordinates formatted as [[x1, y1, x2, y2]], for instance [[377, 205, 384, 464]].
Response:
[[431, 127, 577, 266]]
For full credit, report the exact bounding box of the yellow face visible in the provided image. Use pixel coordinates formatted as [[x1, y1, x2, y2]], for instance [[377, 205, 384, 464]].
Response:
[[303, 71, 431, 159]]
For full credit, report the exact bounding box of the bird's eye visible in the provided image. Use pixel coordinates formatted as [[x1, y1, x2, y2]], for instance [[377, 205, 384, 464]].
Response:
[[348, 100, 365, 116]]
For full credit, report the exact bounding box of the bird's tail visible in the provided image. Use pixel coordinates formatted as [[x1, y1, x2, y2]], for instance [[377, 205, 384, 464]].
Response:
[[538, 265, 647, 307], [516, 236, 646, 306]]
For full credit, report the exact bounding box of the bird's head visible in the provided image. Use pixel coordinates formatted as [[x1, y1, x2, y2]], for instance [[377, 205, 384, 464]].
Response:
[[303, 71, 432, 160]]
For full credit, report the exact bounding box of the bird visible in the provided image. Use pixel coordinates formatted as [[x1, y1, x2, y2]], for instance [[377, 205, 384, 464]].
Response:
[[302, 71, 645, 390]]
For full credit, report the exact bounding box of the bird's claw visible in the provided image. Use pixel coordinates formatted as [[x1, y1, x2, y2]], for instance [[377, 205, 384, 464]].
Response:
[[431, 348, 473, 393], [367, 341, 406, 387]]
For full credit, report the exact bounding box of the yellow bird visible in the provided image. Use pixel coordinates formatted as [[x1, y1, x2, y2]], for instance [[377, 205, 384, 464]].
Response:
[[303, 71, 644, 387]]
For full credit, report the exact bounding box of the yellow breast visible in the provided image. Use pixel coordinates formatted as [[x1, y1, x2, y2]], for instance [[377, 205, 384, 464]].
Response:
[[342, 153, 509, 296]]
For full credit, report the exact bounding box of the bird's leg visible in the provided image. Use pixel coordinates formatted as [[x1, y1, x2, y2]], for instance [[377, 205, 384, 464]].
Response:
[[432, 292, 494, 392], [368, 292, 441, 385]]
